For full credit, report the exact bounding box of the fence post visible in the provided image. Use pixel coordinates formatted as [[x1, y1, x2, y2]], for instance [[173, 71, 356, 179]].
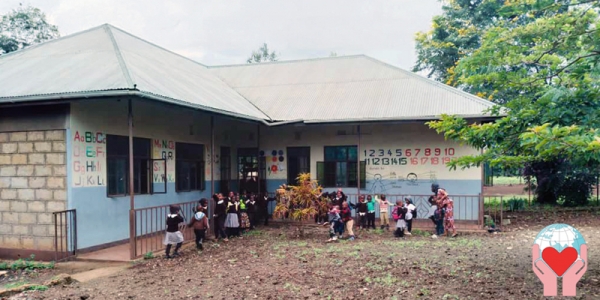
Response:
[[500, 196, 503, 230]]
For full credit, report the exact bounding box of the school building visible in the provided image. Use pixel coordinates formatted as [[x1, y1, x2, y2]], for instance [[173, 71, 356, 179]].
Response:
[[0, 24, 497, 260]]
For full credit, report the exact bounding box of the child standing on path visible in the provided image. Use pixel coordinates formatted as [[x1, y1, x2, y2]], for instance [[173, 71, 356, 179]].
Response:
[[188, 205, 209, 250], [164, 205, 185, 258], [366, 195, 376, 229], [376, 195, 391, 230]]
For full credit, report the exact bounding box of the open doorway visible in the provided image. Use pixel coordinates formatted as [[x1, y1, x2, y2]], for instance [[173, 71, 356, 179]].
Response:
[[237, 148, 265, 194], [287, 147, 310, 185]]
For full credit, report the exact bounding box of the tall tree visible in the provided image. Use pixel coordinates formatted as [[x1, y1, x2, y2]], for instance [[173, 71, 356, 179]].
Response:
[[413, 0, 507, 84], [0, 4, 59, 55], [247, 43, 278, 63], [427, 0, 600, 205]]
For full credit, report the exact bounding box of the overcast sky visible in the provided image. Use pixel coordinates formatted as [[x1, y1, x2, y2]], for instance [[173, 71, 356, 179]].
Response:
[[1, 0, 442, 69]]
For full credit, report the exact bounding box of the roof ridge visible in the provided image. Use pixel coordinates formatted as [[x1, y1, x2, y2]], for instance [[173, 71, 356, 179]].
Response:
[[208, 54, 367, 69], [104, 25, 134, 88], [360, 56, 496, 107], [105, 24, 271, 120], [105, 24, 209, 68], [0, 24, 108, 61]]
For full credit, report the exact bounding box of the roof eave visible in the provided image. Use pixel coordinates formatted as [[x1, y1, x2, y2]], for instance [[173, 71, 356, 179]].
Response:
[[0, 90, 271, 123]]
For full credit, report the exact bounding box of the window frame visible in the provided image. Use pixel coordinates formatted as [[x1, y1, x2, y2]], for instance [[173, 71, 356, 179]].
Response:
[[106, 135, 152, 197], [318, 145, 365, 188], [175, 142, 206, 193]]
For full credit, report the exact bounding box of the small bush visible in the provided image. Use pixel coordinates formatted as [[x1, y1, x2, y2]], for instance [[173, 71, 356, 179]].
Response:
[[143, 252, 154, 260]]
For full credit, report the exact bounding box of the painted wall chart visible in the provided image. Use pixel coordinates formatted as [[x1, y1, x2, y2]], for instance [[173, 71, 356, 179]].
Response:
[[152, 140, 175, 183], [260, 150, 285, 179], [72, 131, 106, 187]]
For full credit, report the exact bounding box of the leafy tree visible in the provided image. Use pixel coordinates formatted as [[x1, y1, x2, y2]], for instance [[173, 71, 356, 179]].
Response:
[[274, 173, 325, 236], [246, 43, 278, 63], [0, 4, 59, 55], [413, 0, 507, 84], [426, 0, 600, 205], [329, 52, 338, 57]]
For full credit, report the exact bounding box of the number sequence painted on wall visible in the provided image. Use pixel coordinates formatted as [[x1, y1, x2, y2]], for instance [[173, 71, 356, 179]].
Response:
[[364, 148, 455, 166]]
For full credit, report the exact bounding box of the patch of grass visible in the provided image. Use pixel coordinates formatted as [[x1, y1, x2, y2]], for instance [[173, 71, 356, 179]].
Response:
[[411, 229, 430, 237], [443, 294, 459, 299], [4, 281, 28, 289], [26, 285, 48, 291], [245, 230, 264, 236], [419, 288, 430, 297], [0, 255, 55, 271], [143, 251, 154, 260]]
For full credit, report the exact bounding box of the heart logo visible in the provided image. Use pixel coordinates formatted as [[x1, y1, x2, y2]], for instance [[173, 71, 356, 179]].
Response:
[[541, 247, 578, 277]]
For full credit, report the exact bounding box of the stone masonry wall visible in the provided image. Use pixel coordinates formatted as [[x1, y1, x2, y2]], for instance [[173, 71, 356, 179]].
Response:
[[0, 130, 66, 251]]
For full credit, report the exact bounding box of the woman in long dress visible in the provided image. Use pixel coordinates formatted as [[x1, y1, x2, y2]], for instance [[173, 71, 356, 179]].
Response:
[[432, 184, 457, 238]]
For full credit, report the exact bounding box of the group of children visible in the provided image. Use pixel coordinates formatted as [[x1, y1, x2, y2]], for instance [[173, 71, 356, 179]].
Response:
[[322, 193, 419, 242], [163, 184, 457, 257], [163, 191, 272, 258], [321, 184, 457, 242]]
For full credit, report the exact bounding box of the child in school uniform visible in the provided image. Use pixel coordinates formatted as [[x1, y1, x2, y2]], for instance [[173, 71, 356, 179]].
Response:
[[355, 195, 368, 230], [188, 205, 209, 250], [376, 195, 391, 230], [164, 205, 185, 258], [404, 197, 416, 235], [225, 196, 241, 238], [392, 201, 407, 239]]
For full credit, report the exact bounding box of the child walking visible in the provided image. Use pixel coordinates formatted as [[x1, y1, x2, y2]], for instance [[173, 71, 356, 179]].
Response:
[[376, 195, 391, 230], [392, 201, 407, 239], [188, 205, 209, 250], [164, 205, 185, 258]]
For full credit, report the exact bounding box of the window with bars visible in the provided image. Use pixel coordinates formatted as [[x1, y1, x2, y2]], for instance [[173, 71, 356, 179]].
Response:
[[106, 135, 152, 196], [175, 143, 205, 192], [219, 147, 231, 194], [317, 146, 365, 188]]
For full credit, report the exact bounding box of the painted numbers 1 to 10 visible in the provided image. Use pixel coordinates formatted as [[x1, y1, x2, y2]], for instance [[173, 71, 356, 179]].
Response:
[[365, 157, 452, 166], [364, 148, 455, 157]]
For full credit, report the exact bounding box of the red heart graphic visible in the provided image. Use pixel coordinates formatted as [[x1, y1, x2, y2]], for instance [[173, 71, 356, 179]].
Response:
[[541, 247, 578, 277]]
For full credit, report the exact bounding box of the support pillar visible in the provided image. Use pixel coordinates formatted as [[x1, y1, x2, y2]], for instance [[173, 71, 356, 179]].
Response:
[[357, 125, 361, 196], [210, 116, 215, 196], [128, 99, 136, 260]]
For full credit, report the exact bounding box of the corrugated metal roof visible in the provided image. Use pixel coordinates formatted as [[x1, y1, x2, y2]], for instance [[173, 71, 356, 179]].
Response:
[[0, 24, 498, 124], [210, 55, 497, 121], [0, 24, 270, 121]]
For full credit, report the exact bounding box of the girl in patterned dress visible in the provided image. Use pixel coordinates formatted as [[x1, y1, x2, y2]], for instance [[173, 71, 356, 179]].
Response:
[[432, 184, 457, 238]]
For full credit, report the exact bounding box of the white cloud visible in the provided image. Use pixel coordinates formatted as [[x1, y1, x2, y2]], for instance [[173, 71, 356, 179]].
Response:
[[0, 0, 442, 69]]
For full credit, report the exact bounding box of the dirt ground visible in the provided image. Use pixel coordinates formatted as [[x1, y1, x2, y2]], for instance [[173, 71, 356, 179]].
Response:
[[483, 184, 528, 196], [8, 212, 599, 300]]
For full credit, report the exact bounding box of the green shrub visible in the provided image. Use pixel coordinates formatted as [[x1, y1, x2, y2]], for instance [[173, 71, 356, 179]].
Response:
[[143, 252, 154, 260]]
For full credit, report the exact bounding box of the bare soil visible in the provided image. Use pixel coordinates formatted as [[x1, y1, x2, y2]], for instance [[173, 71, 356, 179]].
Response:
[[484, 184, 528, 196], [9, 213, 600, 300]]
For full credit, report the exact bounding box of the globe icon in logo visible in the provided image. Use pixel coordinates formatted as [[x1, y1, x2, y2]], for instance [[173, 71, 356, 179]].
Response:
[[534, 224, 586, 259]]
